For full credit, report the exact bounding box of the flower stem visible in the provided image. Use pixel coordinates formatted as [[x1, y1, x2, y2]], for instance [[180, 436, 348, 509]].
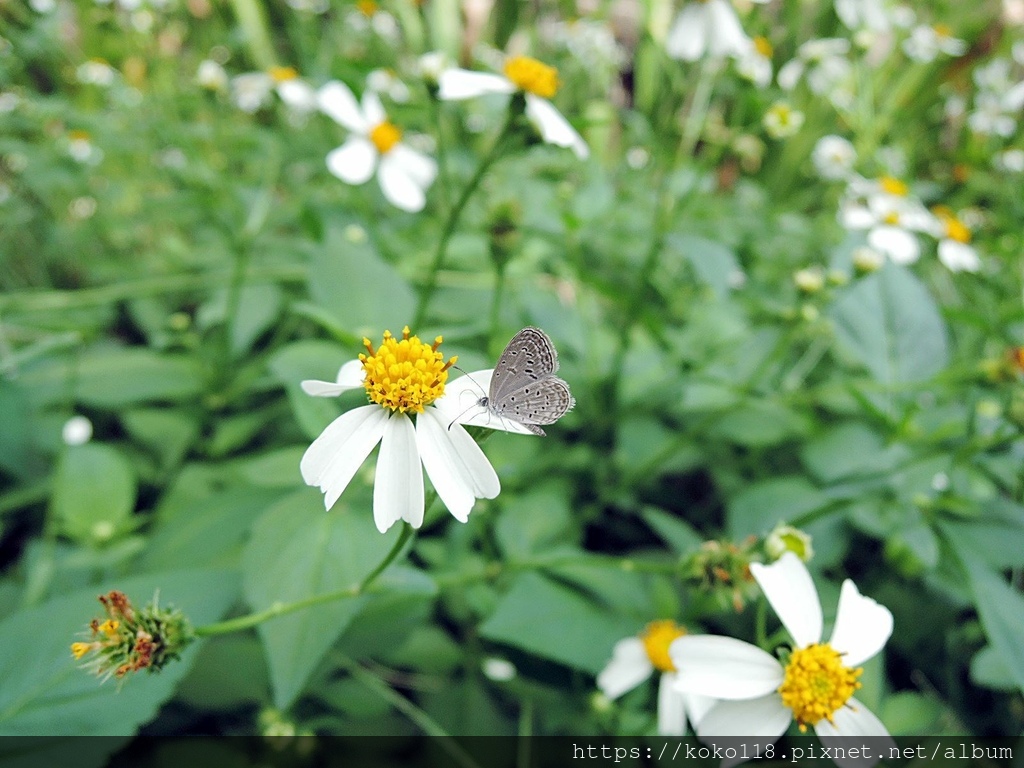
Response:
[[413, 110, 517, 329], [194, 524, 416, 638]]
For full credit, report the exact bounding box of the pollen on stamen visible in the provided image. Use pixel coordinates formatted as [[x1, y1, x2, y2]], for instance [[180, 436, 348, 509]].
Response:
[[359, 328, 456, 414], [640, 620, 687, 673], [777, 643, 862, 731]]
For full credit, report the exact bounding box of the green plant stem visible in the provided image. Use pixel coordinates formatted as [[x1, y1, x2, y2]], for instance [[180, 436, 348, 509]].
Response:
[[413, 111, 517, 329], [194, 524, 415, 637], [488, 262, 507, 349]]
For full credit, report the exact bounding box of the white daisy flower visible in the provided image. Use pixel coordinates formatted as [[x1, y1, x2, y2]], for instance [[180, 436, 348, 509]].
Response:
[[76, 58, 118, 86], [835, 0, 892, 32], [665, 0, 763, 63], [811, 135, 857, 180], [598, 621, 716, 736], [318, 80, 437, 212], [932, 209, 981, 273], [300, 327, 500, 533], [438, 55, 589, 159], [736, 36, 774, 88], [62, 415, 94, 446], [671, 552, 895, 752], [840, 176, 936, 265], [777, 38, 852, 103], [230, 67, 318, 115], [902, 24, 967, 62], [197, 59, 228, 91], [763, 102, 804, 138]]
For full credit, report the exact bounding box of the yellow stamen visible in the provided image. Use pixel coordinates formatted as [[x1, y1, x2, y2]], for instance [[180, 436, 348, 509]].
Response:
[[944, 217, 971, 243], [640, 620, 687, 673], [882, 211, 900, 225], [778, 643, 862, 731], [360, 326, 456, 414], [933, 23, 952, 38], [68, 129, 91, 142], [268, 65, 298, 82], [71, 642, 94, 659], [97, 619, 120, 637], [879, 176, 908, 196], [754, 37, 774, 58], [356, 0, 377, 16], [369, 121, 402, 154], [503, 56, 560, 99]]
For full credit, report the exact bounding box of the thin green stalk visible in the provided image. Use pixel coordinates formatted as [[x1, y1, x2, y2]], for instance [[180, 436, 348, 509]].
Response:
[[195, 524, 415, 637], [488, 263, 507, 351], [413, 111, 517, 329]]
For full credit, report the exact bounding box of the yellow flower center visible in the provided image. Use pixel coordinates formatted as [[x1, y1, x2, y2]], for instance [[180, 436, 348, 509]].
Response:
[[360, 326, 456, 414], [68, 129, 91, 142], [357, 0, 377, 16], [98, 619, 120, 637], [754, 37, 774, 58], [879, 176, 908, 196], [71, 642, 94, 659], [503, 56, 560, 98], [933, 23, 952, 38], [269, 65, 298, 83], [641, 620, 687, 673], [369, 121, 402, 154], [778, 643, 862, 731], [944, 217, 971, 243], [883, 211, 901, 226]]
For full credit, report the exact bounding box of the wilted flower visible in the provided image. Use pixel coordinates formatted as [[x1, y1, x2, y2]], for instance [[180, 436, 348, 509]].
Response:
[[72, 590, 193, 682]]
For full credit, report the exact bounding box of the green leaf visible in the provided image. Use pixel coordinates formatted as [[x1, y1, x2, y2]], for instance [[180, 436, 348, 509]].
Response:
[[242, 488, 401, 709], [827, 263, 949, 385], [308, 231, 415, 338], [958, 552, 1024, 694], [50, 444, 136, 544], [478, 572, 637, 674], [712, 400, 810, 448], [196, 284, 283, 356], [800, 422, 908, 483], [970, 645, 1018, 692], [666, 233, 741, 298], [121, 409, 200, 471], [640, 507, 702, 554], [0, 380, 33, 478], [0, 569, 238, 735], [727, 477, 827, 538], [267, 340, 354, 439], [494, 486, 575, 559]]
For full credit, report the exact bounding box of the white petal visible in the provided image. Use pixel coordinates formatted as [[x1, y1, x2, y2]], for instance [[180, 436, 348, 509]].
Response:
[[683, 691, 717, 727], [868, 226, 919, 264], [524, 95, 589, 159], [361, 89, 386, 127], [658, 673, 688, 736], [388, 144, 438, 188], [432, 369, 536, 435], [415, 408, 500, 523], [750, 552, 822, 648], [839, 202, 875, 230], [596, 637, 653, 699], [326, 137, 377, 185], [696, 695, 791, 738], [671, 635, 784, 700], [277, 79, 317, 112], [438, 69, 516, 100], [373, 414, 424, 532], [828, 579, 893, 666], [777, 59, 804, 90], [706, 0, 752, 59], [301, 360, 365, 397], [665, 5, 708, 61], [938, 240, 981, 273], [816, 699, 894, 755], [378, 151, 428, 212], [318, 80, 367, 131], [300, 405, 387, 508]]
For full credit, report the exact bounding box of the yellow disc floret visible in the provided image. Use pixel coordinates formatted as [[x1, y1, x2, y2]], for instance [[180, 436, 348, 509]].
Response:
[[641, 620, 687, 673], [777, 643, 862, 731], [503, 56, 560, 99], [879, 176, 908, 196], [360, 327, 456, 414], [754, 37, 774, 58], [269, 66, 298, 82], [71, 642, 95, 659], [370, 121, 402, 154]]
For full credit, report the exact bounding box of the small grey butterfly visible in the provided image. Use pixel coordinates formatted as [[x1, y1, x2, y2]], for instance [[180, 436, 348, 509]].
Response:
[[480, 327, 575, 436]]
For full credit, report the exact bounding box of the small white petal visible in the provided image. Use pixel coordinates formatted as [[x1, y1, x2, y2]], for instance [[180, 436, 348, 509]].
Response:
[[696, 695, 791, 738], [938, 240, 981, 273], [374, 414, 424, 532], [597, 637, 653, 699], [658, 673, 688, 736], [671, 635, 784, 699], [751, 552, 823, 648], [869, 225, 919, 264], [839, 203, 875, 230], [326, 137, 377, 185], [829, 579, 893, 666], [525, 95, 589, 159], [438, 69, 516, 100], [277, 79, 317, 112], [706, 0, 752, 59], [665, 4, 708, 61], [816, 699, 894, 755], [361, 89, 386, 127], [388, 144, 438, 188], [300, 405, 387, 508], [301, 360, 365, 397], [378, 151, 428, 212], [301, 379, 350, 397], [318, 80, 367, 131], [684, 691, 717, 728], [777, 59, 805, 90]]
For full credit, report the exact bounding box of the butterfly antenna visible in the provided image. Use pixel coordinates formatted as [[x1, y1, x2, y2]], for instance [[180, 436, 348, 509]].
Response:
[[447, 400, 483, 431], [452, 365, 489, 399]]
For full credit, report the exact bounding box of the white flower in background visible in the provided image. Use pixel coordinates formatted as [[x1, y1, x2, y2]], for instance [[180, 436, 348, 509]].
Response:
[[69, 195, 98, 219], [417, 51, 451, 84], [300, 327, 499, 533], [230, 71, 273, 112], [777, 38, 853, 108], [994, 148, 1024, 173], [0, 91, 19, 113], [737, 36, 774, 87], [76, 59, 117, 86], [671, 552, 894, 750], [840, 176, 937, 265], [543, 18, 626, 76], [835, 0, 892, 31], [852, 245, 885, 272], [29, 0, 56, 13], [902, 24, 967, 62], [367, 68, 410, 103], [812, 135, 857, 180], [598, 621, 716, 736], [666, 0, 767, 62], [67, 130, 103, 165], [344, 0, 399, 40], [318, 80, 437, 212], [438, 56, 589, 159], [197, 59, 228, 91], [230, 67, 317, 114], [62, 415, 94, 446], [931, 208, 981, 273], [482, 657, 517, 681], [968, 93, 1017, 137], [763, 102, 804, 138]]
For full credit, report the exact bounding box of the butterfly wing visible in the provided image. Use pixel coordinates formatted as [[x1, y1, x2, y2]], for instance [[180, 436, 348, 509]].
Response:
[[489, 375, 575, 436], [488, 327, 560, 404]]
